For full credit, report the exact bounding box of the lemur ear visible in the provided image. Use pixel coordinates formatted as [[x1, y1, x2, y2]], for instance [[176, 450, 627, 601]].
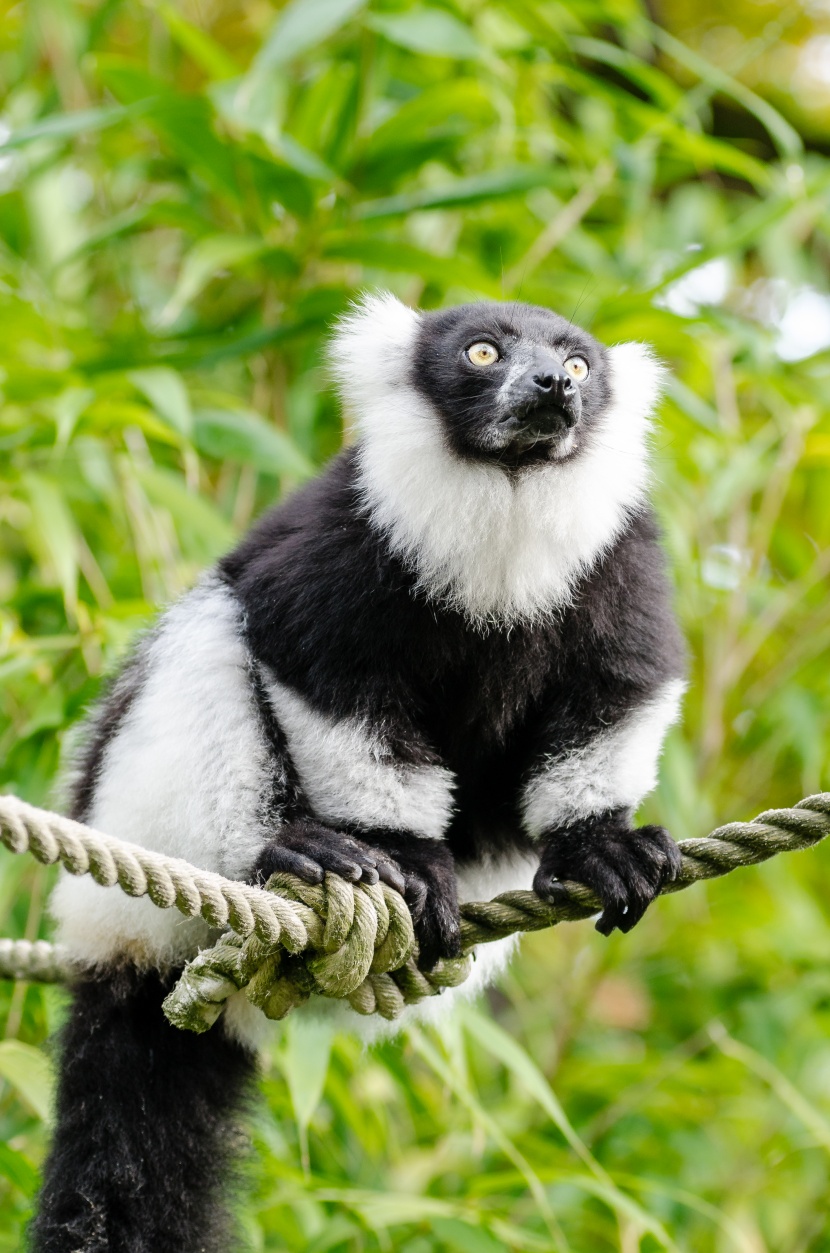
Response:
[[328, 291, 422, 415], [606, 342, 668, 424]]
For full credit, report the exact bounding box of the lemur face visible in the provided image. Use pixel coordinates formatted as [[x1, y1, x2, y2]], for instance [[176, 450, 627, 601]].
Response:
[[411, 302, 612, 469]]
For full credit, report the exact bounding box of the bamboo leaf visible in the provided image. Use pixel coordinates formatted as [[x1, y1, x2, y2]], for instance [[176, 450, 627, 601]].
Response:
[[255, 0, 366, 69], [0, 102, 150, 150], [358, 168, 554, 218], [0, 1143, 39, 1198], [155, 5, 240, 81], [23, 474, 79, 619], [367, 10, 481, 59], [0, 1041, 54, 1122], [158, 236, 269, 326], [193, 408, 315, 478], [128, 368, 193, 437]]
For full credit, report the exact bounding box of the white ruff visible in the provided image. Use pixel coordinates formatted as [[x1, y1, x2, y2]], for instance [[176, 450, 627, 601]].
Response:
[[521, 678, 686, 837], [332, 293, 665, 627]]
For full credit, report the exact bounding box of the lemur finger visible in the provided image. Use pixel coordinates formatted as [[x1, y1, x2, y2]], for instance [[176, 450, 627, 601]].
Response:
[[638, 825, 682, 881], [255, 845, 325, 886], [374, 856, 407, 895], [532, 864, 570, 904], [593, 870, 631, 936], [402, 874, 428, 921], [415, 898, 462, 970], [314, 849, 365, 883], [282, 827, 379, 883]]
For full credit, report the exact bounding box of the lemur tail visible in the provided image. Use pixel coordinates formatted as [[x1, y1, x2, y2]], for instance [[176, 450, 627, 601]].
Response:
[[29, 968, 256, 1253]]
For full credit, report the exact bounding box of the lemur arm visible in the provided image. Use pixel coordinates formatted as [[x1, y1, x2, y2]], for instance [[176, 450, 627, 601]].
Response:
[[520, 680, 684, 934], [248, 664, 462, 968]]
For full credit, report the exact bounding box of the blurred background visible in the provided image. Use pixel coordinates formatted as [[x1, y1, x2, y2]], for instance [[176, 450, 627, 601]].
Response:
[[2, 0, 830, 1248]]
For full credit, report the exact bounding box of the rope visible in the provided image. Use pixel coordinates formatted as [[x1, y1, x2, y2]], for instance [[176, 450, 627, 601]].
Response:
[[1, 792, 828, 1032]]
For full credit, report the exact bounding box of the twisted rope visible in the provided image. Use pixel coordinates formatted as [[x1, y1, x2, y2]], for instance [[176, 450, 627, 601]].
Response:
[[1, 792, 828, 1032]]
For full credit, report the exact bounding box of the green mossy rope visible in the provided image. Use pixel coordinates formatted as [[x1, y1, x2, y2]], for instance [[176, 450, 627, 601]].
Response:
[[1, 793, 829, 1032]]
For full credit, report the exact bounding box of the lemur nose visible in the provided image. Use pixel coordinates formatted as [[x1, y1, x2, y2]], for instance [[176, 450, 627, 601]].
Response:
[[532, 369, 575, 395]]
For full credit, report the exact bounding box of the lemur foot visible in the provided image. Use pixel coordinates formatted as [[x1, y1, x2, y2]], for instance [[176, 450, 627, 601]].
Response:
[[533, 819, 681, 936], [252, 820, 406, 893]]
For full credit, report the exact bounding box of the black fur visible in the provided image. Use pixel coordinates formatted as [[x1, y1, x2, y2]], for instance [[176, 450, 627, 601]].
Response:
[[30, 969, 255, 1253]]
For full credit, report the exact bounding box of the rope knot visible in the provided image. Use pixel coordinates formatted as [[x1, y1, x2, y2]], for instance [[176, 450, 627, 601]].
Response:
[[1, 793, 829, 1032]]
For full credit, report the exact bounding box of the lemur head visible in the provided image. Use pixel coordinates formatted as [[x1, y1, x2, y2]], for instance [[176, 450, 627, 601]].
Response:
[[410, 301, 611, 469], [331, 292, 661, 475], [330, 292, 665, 625]]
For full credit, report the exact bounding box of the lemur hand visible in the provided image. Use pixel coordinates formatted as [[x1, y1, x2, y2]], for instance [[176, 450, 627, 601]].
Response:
[[251, 823, 462, 970], [370, 833, 462, 970], [251, 820, 406, 893], [533, 815, 681, 935]]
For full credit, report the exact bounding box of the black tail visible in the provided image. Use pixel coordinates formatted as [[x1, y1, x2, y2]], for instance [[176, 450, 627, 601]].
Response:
[[30, 967, 257, 1253]]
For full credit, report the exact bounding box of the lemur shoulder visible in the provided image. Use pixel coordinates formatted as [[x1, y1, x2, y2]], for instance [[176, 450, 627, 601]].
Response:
[[34, 295, 684, 1253]]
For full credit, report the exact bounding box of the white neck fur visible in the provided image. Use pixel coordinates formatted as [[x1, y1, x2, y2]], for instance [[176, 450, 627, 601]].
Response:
[[330, 293, 665, 628]]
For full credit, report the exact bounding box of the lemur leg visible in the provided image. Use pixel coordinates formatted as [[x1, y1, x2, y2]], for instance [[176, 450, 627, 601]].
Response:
[[30, 968, 255, 1253], [533, 809, 681, 935], [251, 821, 461, 970]]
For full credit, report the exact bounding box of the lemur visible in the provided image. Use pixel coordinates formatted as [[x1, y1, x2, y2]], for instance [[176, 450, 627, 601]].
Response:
[[32, 295, 684, 1253]]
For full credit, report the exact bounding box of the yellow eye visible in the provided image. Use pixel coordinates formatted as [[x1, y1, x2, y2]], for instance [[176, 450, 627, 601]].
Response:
[[564, 355, 589, 382], [467, 341, 500, 367]]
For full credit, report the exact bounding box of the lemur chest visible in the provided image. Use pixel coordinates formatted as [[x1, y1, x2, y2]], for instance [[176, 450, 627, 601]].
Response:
[[414, 617, 561, 763], [263, 616, 562, 845]]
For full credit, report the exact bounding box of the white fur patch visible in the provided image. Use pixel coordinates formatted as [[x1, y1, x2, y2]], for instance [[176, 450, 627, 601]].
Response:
[[50, 577, 273, 969], [264, 676, 456, 839], [521, 679, 685, 837], [333, 293, 665, 627]]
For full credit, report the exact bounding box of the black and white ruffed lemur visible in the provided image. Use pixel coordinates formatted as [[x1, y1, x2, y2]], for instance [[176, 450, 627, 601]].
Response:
[[33, 295, 685, 1252]]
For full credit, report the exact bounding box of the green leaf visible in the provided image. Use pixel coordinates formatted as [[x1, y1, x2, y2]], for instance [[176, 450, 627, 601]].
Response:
[[459, 1008, 677, 1248], [193, 407, 315, 478], [155, 4, 240, 81], [280, 1016, 332, 1144], [359, 80, 494, 159], [255, 0, 365, 69], [97, 60, 240, 200], [158, 236, 269, 325], [136, 466, 235, 560], [367, 10, 481, 59], [128, 368, 193, 437], [0, 102, 149, 150], [358, 167, 554, 218], [649, 23, 803, 159], [0, 1142, 39, 1198], [0, 1041, 55, 1122], [23, 473, 79, 619], [321, 233, 496, 292], [430, 1217, 508, 1252]]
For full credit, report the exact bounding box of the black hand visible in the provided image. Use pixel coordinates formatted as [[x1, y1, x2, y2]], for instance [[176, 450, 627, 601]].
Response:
[[367, 832, 462, 970], [533, 814, 681, 935], [251, 820, 405, 893]]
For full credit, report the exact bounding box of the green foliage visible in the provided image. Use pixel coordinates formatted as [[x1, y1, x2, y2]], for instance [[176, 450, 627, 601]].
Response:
[[1, 0, 830, 1249]]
